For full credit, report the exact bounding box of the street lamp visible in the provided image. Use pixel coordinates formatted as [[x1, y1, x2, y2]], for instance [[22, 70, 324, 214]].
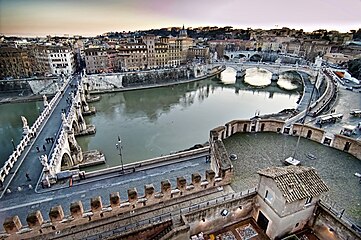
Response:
[[11, 138, 16, 151], [291, 69, 319, 160], [116, 136, 124, 173]]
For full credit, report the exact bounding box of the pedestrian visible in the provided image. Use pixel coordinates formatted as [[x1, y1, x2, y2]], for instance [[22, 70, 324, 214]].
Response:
[[25, 172, 31, 181], [36, 145, 40, 152], [43, 145, 46, 151]]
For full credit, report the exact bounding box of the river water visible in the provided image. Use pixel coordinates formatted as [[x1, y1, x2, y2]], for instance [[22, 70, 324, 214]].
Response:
[[0, 67, 299, 169]]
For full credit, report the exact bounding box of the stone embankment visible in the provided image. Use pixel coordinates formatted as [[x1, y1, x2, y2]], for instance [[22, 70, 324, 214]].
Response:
[[86, 65, 224, 94], [0, 65, 224, 104]]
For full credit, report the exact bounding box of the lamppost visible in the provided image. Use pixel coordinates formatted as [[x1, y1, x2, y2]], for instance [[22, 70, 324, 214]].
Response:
[[291, 69, 319, 160], [116, 136, 124, 173], [11, 138, 16, 151]]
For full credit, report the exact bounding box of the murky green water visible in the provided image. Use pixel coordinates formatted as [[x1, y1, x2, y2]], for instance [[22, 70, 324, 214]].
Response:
[[0, 101, 43, 163], [0, 68, 299, 169]]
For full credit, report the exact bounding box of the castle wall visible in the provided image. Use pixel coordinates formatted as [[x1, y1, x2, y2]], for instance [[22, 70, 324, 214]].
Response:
[[183, 191, 256, 236], [2, 169, 229, 239], [312, 203, 360, 240], [210, 119, 361, 161]]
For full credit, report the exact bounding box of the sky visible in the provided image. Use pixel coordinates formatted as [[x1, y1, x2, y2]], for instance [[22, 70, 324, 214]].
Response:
[[0, 0, 360, 37]]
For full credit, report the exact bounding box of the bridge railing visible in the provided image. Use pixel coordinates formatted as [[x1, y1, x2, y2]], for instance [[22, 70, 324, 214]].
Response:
[[0, 77, 70, 187], [44, 86, 81, 181]]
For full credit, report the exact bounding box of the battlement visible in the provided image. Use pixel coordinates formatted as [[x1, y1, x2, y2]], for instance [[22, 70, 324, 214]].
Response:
[[1, 169, 228, 239]]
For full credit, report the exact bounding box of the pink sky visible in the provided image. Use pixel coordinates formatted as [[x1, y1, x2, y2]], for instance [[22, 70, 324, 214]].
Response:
[[0, 0, 360, 36]]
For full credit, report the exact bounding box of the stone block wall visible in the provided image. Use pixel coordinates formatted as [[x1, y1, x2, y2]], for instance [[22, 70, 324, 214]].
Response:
[[210, 118, 361, 161], [332, 134, 361, 159], [2, 170, 229, 238], [183, 192, 256, 236], [312, 203, 360, 240], [292, 123, 325, 142], [259, 119, 285, 133]]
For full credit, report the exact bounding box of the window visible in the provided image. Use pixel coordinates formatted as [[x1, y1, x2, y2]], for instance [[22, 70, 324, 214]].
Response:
[[305, 196, 312, 205], [265, 190, 273, 203]]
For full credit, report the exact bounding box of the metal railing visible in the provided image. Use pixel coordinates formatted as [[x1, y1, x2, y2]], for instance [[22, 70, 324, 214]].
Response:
[[319, 196, 361, 233]]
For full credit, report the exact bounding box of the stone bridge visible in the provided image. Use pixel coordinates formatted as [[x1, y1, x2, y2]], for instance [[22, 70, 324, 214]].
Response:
[[0, 71, 97, 196], [209, 61, 317, 79], [223, 51, 260, 61], [40, 82, 92, 187]]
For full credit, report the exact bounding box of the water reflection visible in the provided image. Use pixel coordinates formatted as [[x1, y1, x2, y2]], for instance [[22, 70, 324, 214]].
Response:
[[244, 68, 272, 86], [78, 72, 299, 171], [277, 72, 302, 90], [0, 69, 300, 170], [220, 67, 237, 84], [0, 101, 42, 164]]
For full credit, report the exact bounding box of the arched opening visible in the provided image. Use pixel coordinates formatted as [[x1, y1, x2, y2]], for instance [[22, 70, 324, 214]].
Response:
[[223, 55, 230, 61], [61, 152, 74, 168], [344, 142, 351, 152], [72, 121, 79, 134], [243, 124, 248, 132], [250, 54, 262, 62], [68, 138, 78, 153], [260, 123, 265, 132], [307, 130, 312, 139]]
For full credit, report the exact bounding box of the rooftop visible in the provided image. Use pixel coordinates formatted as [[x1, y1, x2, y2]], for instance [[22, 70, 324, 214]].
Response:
[[258, 166, 329, 203]]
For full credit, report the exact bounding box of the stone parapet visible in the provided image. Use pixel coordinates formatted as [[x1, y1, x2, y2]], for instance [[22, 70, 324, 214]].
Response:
[[210, 118, 361, 161], [1, 170, 229, 238]]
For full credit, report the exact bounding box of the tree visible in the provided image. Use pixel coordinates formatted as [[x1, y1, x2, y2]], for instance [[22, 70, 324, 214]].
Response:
[[347, 58, 361, 80], [352, 28, 361, 40]]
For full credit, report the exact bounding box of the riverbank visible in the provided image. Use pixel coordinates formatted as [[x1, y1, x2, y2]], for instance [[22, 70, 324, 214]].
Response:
[[0, 94, 47, 105], [0, 66, 225, 104], [88, 66, 225, 95]]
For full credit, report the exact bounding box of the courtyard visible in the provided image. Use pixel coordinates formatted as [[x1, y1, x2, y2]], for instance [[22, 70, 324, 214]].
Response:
[[223, 132, 361, 225]]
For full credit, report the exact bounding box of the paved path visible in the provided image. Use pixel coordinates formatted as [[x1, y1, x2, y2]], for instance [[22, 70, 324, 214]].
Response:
[[0, 75, 80, 198], [0, 154, 210, 231]]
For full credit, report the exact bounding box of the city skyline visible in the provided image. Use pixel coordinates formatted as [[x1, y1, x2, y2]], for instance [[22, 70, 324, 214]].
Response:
[[0, 0, 361, 37]]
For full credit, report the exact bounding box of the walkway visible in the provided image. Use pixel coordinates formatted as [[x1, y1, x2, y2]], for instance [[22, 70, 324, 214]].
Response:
[[0, 154, 211, 231]]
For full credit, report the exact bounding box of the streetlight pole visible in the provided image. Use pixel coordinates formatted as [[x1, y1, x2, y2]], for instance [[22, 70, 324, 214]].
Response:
[[11, 138, 16, 151], [292, 68, 319, 160], [116, 136, 124, 173]]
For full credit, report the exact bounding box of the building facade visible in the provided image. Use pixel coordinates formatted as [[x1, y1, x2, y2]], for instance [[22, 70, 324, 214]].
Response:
[[0, 47, 33, 79], [46, 46, 76, 75]]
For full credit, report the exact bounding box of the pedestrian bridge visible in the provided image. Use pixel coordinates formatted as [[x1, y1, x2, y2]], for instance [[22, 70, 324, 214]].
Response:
[[0, 72, 97, 197]]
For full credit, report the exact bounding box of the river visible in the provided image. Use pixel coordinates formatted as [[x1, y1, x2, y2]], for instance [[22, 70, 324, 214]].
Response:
[[0, 67, 299, 169]]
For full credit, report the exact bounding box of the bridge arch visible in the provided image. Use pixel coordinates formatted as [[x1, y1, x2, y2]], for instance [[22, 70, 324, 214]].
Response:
[[249, 54, 262, 62], [279, 70, 312, 78], [61, 152, 74, 168], [71, 120, 80, 133]]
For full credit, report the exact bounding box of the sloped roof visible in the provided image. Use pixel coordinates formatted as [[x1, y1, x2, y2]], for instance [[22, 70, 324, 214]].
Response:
[[257, 166, 329, 203]]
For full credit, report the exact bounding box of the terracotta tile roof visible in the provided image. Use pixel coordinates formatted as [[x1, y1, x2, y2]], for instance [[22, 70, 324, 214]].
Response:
[[257, 166, 329, 203]]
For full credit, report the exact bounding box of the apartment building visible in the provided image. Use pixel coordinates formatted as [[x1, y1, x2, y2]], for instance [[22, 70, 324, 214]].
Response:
[[0, 47, 33, 79]]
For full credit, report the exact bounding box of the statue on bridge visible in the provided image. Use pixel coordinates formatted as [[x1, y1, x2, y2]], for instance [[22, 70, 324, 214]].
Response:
[[21, 116, 28, 128], [21, 116, 31, 136], [43, 95, 48, 108], [39, 154, 49, 168]]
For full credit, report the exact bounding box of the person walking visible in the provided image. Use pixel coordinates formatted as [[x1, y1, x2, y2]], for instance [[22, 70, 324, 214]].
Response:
[[36, 145, 40, 152], [43, 145, 46, 151], [25, 172, 31, 181]]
